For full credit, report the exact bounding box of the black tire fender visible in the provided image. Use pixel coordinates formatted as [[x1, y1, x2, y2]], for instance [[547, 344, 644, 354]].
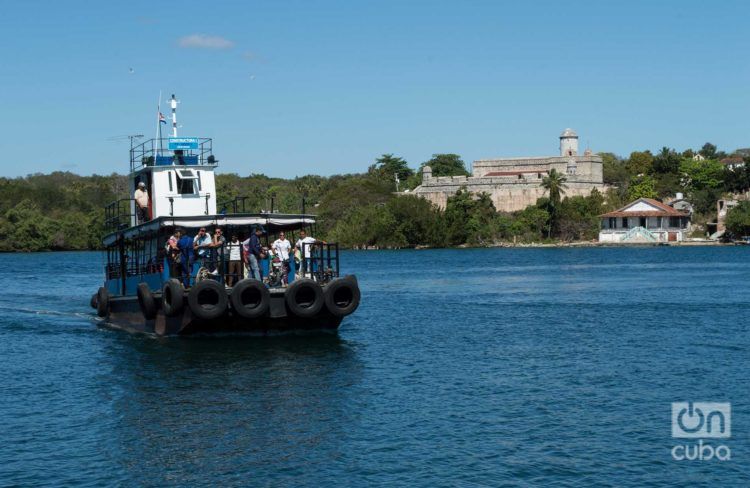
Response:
[[187, 279, 228, 321], [230, 279, 270, 319], [161, 279, 184, 317], [90, 293, 98, 310], [96, 287, 109, 318], [285, 279, 324, 318], [324, 276, 361, 317], [137, 282, 157, 320]]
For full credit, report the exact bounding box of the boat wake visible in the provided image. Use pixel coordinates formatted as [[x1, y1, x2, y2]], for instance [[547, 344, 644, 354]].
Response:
[[0, 305, 94, 320]]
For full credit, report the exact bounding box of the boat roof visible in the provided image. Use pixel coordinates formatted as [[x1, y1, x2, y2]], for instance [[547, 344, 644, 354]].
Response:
[[103, 213, 316, 246]]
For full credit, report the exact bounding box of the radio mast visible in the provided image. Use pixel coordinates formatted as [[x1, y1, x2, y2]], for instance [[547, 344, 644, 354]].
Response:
[[171, 94, 178, 137]]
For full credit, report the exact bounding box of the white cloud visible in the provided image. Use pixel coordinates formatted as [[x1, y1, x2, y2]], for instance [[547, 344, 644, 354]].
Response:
[[178, 34, 235, 50]]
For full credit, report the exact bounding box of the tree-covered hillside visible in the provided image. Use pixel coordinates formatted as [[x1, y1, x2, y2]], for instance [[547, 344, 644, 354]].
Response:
[[2, 143, 750, 251]]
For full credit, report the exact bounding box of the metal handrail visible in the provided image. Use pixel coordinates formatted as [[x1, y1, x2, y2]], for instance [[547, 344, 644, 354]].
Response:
[[129, 137, 214, 173], [218, 196, 250, 214], [299, 242, 339, 283], [104, 198, 136, 232]]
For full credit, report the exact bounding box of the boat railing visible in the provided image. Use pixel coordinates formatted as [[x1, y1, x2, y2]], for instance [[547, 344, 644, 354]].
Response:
[[106, 257, 163, 280], [105, 198, 136, 232], [218, 194, 312, 215], [106, 239, 340, 289], [171, 242, 339, 287], [218, 196, 251, 214], [129, 137, 214, 173], [299, 242, 340, 283]]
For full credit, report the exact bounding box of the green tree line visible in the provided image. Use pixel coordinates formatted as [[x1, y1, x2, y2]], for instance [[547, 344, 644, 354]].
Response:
[[3, 143, 750, 251]]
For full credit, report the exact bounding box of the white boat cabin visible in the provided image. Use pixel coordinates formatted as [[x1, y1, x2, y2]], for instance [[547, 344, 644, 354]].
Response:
[[128, 138, 217, 225]]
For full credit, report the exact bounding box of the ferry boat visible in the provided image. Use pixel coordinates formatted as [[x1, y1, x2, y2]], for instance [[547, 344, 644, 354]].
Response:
[[90, 97, 360, 335]]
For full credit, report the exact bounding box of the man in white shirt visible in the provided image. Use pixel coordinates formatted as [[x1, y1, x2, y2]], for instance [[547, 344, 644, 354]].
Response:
[[193, 227, 212, 268], [134, 182, 149, 223], [226, 234, 243, 286], [272, 231, 292, 285], [293, 229, 325, 278]]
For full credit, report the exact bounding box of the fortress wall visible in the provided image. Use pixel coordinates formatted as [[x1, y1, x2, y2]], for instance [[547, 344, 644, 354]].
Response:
[[411, 140, 605, 212], [414, 181, 606, 212], [473, 155, 603, 179], [473, 157, 552, 176]]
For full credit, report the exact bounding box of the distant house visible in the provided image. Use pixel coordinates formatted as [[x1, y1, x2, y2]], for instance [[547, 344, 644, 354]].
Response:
[[599, 198, 691, 243], [667, 192, 693, 216], [692, 153, 706, 161], [720, 156, 745, 171]]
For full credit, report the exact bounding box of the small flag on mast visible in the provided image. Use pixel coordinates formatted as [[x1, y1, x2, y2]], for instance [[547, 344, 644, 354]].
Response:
[[158, 112, 167, 124]]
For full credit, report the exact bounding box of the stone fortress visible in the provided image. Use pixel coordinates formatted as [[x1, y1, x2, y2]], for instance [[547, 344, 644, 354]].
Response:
[[411, 129, 606, 212]]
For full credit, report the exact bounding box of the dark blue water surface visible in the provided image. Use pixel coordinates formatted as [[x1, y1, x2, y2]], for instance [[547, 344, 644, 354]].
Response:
[[1, 248, 749, 486]]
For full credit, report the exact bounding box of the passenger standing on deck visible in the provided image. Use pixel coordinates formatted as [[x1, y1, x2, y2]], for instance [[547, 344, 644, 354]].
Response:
[[166, 229, 182, 278], [272, 231, 292, 286], [294, 229, 325, 278], [176, 231, 194, 287], [134, 182, 149, 224], [211, 227, 226, 274], [193, 227, 212, 269], [242, 226, 264, 280], [226, 234, 242, 286]]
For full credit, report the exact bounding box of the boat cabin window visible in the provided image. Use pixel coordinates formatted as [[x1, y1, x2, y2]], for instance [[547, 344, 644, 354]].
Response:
[[175, 169, 198, 195]]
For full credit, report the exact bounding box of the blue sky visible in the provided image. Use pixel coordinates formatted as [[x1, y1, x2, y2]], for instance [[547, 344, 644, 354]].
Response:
[[1, 0, 748, 177]]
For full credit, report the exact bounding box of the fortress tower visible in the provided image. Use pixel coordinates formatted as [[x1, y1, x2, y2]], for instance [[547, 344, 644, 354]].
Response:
[[560, 128, 579, 157]]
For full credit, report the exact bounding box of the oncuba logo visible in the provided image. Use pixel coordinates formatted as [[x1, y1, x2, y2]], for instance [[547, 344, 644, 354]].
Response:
[[671, 402, 731, 461]]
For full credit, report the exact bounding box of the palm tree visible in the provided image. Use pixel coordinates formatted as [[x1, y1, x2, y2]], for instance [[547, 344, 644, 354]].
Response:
[[541, 169, 568, 238], [541, 169, 568, 205]]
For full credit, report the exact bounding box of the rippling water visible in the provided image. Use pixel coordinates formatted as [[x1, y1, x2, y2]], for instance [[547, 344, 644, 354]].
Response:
[[1, 248, 748, 486]]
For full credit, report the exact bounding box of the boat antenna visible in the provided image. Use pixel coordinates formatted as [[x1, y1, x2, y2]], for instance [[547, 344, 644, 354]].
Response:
[[129, 134, 144, 149], [171, 94, 178, 137], [155, 90, 162, 158]]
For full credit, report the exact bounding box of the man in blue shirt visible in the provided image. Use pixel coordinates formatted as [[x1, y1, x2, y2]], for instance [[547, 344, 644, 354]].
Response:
[[177, 230, 194, 287], [242, 226, 264, 280]]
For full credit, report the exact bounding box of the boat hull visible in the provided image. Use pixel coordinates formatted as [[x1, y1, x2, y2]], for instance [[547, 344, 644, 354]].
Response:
[[103, 286, 348, 336]]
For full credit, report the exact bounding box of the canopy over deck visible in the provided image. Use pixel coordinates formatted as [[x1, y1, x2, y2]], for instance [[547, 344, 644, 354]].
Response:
[[103, 213, 316, 246]]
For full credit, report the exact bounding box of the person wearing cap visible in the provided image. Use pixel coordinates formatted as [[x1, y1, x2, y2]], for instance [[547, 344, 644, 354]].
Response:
[[134, 181, 150, 223]]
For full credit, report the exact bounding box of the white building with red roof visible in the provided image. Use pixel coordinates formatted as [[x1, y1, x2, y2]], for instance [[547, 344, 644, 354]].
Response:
[[599, 198, 691, 243]]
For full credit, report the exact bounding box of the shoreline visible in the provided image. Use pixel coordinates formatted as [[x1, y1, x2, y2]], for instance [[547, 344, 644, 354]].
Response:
[[1, 240, 742, 253], [357, 239, 741, 250], [483, 239, 735, 249]]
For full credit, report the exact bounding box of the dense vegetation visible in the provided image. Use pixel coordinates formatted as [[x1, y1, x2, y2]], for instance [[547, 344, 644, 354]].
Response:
[[2, 143, 750, 251]]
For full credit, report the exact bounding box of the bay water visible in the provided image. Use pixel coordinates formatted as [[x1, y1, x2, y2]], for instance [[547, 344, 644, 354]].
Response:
[[0, 248, 748, 486]]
